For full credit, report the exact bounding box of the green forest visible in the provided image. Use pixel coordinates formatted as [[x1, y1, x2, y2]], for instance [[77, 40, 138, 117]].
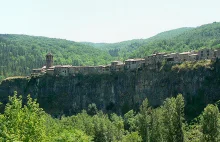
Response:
[[1, 22, 220, 82], [0, 35, 114, 81], [0, 92, 219, 142], [86, 22, 220, 59]]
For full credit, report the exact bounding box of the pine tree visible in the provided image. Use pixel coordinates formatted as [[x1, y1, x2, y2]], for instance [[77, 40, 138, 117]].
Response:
[[201, 104, 219, 142]]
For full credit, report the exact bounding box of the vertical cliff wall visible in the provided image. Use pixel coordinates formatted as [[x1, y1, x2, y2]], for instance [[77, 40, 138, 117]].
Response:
[[1, 61, 220, 118]]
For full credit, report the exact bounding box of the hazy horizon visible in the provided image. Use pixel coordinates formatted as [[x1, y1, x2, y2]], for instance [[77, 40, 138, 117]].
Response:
[[1, 0, 219, 43]]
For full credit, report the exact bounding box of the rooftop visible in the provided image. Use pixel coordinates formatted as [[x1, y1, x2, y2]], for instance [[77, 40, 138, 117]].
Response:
[[55, 65, 72, 68], [179, 52, 191, 55], [125, 58, 144, 61]]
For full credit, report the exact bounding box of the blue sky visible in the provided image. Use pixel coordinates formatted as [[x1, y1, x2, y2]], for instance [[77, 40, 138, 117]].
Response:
[[0, 0, 219, 43]]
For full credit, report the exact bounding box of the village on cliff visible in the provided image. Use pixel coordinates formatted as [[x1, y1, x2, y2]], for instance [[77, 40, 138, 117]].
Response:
[[32, 48, 220, 76]]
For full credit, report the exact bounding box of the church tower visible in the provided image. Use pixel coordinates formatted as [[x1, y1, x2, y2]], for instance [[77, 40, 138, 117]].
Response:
[[46, 53, 53, 69]]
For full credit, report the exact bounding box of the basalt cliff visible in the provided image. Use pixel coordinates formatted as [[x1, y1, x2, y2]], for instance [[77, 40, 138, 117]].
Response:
[[0, 60, 220, 119]]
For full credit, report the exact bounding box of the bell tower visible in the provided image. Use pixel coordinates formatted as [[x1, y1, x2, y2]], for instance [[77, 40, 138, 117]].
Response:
[[46, 53, 53, 69]]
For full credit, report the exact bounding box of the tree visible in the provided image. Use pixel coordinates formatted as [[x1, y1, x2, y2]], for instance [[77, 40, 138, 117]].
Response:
[[162, 94, 185, 142], [201, 104, 219, 142], [174, 94, 185, 142], [162, 97, 176, 142], [122, 132, 142, 142], [150, 108, 163, 142], [137, 98, 151, 142], [87, 103, 98, 116], [0, 91, 46, 141], [124, 110, 138, 132]]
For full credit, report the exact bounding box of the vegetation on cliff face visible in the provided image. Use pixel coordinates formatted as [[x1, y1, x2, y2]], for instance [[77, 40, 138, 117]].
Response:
[[171, 60, 214, 71], [0, 92, 219, 142]]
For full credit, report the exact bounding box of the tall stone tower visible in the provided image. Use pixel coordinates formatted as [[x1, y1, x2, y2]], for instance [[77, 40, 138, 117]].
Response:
[[46, 53, 53, 69]]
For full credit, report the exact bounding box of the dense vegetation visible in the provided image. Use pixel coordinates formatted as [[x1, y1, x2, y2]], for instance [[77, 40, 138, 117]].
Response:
[[0, 92, 219, 142], [0, 34, 114, 81], [83, 22, 220, 60], [1, 22, 220, 82], [82, 27, 193, 58], [131, 22, 220, 58]]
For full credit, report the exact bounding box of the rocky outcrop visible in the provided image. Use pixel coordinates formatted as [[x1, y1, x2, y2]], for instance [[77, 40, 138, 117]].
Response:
[[1, 61, 220, 119]]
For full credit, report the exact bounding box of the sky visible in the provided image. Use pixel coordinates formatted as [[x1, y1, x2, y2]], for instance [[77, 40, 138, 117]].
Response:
[[0, 0, 219, 43]]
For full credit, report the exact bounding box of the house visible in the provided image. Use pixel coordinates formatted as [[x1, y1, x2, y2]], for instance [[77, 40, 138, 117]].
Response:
[[32, 68, 43, 76], [116, 64, 125, 71], [179, 52, 191, 62], [189, 54, 199, 61], [110, 61, 124, 71], [155, 53, 166, 63], [103, 65, 111, 73], [198, 49, 214, 60], [164, 53, 180, 63], [47, 69, 54, 75], [54, 65, 72, 76], [145, 54, 156, 66], [125, 58, 145, 70], [214, 49, 220, 59]]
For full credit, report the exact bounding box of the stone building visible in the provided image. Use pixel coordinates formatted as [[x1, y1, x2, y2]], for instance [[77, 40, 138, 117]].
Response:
[[110, 61, 124, 72], [54, 65, 72, 76], [179, 52, 191, 62], [116, 64, 125, 71], [125, 59, 145, 70], [68, 66, 78, 75], [155, 53, 166, 63], [47, 68, 54, 76], [145, 53, 167, 66], [145, 54, 156, 66], [214, 49, 220, 59], [198, 49, 214, 60], [189, 54, 199, 61], [32, 68, 43, 74], [164, 53, 180, 63], [102, 65, 111, 73]]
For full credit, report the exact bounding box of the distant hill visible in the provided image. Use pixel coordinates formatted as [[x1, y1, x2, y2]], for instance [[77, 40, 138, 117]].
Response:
[[82, 27, 194, 58], [0, 34, 114, 81], [82, 22, 220, 59], [131, 22, 220, 57]]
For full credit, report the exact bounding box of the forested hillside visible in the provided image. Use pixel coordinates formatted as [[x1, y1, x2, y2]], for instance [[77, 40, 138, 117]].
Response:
[[1, 92, 219, 141], [83, 22, 220, 59], [0, 34, 114, 81], [82, 27, 193, 58], [131, 22, 220, 57]]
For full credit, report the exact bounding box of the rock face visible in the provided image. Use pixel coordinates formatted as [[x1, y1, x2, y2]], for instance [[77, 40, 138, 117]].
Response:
[[1, 61, 220, 118]]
